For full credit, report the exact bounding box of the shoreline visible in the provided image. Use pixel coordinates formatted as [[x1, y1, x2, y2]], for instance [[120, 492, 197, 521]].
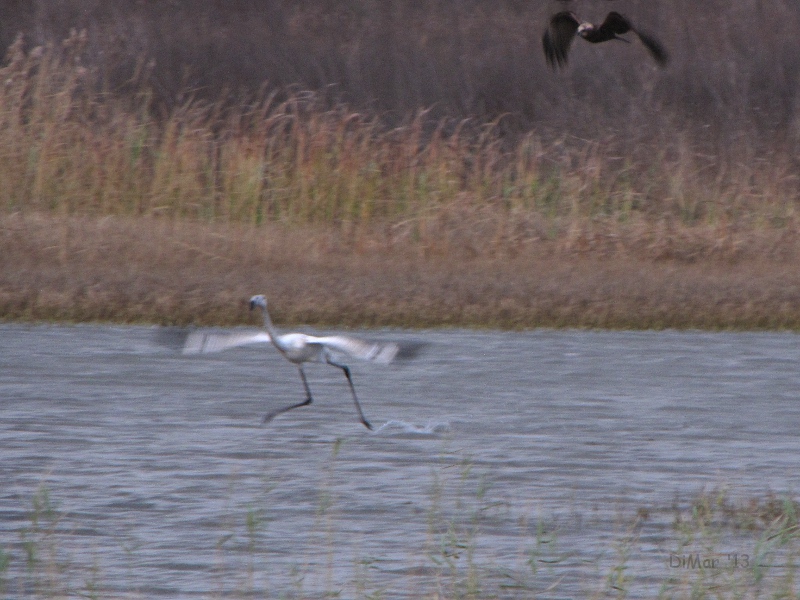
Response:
[[3, 213, 800, 330]]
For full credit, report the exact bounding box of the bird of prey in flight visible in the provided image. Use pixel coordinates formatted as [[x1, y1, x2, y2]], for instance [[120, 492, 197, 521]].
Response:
[[543, 11, 669, 69]]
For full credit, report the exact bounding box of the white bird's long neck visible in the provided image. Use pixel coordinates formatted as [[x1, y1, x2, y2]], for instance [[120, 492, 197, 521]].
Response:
[[257, 305, 282, 348]]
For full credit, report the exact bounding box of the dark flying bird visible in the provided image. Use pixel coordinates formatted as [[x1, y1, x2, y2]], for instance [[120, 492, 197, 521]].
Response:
[[543, 11, 669, 69]]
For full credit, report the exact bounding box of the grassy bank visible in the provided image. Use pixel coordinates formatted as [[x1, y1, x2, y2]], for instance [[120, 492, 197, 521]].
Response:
[[3, 213, 800, 329], [0, 9, 798, 328]]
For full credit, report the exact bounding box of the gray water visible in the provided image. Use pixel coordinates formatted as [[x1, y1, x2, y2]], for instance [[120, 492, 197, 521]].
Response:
[[2, 324, 799, 598]]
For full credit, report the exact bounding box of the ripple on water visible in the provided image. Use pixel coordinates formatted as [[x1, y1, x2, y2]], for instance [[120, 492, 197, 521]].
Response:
[[2, 325, 800, 599]]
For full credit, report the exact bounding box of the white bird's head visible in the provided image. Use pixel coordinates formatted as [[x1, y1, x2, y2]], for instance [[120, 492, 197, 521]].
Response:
[[577, 22, 594, 37], [249, 295, 267, 311]]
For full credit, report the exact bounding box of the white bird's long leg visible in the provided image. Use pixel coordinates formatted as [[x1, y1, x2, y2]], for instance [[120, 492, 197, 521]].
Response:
[[326, 358, 373, 430], [262, 365, 314, 425]]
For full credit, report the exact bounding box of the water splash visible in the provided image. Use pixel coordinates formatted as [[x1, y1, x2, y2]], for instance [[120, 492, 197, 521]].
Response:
[[372, 420, 451, 435]]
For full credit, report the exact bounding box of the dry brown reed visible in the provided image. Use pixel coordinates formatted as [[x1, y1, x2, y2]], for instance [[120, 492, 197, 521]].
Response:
[[0, 33, 797, 231], [0, 3, 798, 327]]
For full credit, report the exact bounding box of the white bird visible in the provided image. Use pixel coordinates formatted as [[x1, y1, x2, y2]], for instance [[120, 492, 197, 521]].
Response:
[[180, 295, 407, 429]]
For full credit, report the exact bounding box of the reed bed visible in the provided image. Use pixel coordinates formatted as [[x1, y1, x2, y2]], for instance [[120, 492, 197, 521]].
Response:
[[0, 2, 798, 327], [0, 30, 797, 231]]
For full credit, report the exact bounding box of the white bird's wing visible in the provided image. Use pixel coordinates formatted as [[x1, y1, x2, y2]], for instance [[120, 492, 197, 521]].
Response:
[[181, 330, 272, 355], [315, 335, 400, 364]]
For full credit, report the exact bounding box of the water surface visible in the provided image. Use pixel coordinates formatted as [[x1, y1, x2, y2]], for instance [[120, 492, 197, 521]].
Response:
[[2, 325, 799, 597]]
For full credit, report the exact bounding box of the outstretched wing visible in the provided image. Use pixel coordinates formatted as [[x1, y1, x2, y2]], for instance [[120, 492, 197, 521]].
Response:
[[634, 29, 669, 66], [315, 336, 400, 365], [600, 12, 669, 67], [543, 11, 580, 69], [598, 11, 632, 36], [180, 330, 272, 354]]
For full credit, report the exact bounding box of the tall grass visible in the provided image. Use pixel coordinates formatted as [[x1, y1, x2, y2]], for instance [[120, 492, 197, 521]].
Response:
[[5, 1, 799, 132], [0, 29, 798, 246], [0, 3, 799, 326]]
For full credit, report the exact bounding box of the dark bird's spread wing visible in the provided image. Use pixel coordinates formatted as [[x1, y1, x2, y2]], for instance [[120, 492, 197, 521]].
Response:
[[598, 11, 632, 36], [600, 11, 669, 66], [542, 11, 580, 69], [547, 10, 669, 68], [633, 29, 669, 66]]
